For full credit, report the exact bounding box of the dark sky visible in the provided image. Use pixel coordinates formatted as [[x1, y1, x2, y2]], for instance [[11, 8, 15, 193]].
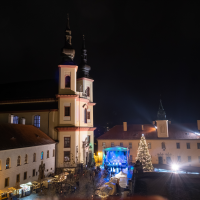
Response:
[[1, 0, 200, 127]]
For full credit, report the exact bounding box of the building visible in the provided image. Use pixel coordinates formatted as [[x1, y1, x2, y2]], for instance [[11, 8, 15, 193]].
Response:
[[0, 124, 55, 191], [97, 100, 200, 167], [0, 15, 96, 170]]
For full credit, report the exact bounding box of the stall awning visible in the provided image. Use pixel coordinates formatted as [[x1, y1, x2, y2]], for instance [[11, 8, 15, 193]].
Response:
[[103, 146, 128, 152]]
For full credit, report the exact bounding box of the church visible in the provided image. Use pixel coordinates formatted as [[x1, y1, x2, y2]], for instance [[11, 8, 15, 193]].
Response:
[[97, 100, 200, 167], [0, 14, 95, 170]]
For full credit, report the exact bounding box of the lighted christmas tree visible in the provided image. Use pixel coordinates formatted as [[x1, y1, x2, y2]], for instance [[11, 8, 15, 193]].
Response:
[[136, 134, 154, 171]]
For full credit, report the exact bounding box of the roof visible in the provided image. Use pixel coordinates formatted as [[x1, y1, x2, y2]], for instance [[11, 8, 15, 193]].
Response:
[[0, 124, 55, 151], [97, 123, 200, 140]]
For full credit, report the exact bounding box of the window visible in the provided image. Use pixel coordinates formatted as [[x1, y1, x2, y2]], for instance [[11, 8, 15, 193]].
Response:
[[64, 107, 70, 117], [25, 154, 28, 164], [47, 150, 49, 158], [187, 143, 190, 149], [87, 111, 90, 120], [64, 151, 70, 162], [17, 156, 20, 166], [188, 156, 191, 162], [34, 115, 40, 128], [16, 174, 20, 183], [197, 143, 200, 149], [111, 142, 114, 147], [176, 143, 180, 149], [64, 137, 70, 148], [120, 142, 123, 147], [161, 142, 166, 149], [148, 143, 151, 149], [177, 156, 181, 162], [33, 169, 35, 177], [86, 87, 90, 97], [33, 153, 36, 162], [13, 116, 19, 124], [6, 158, 10, 169], [166, 157, 171, 164], [41, 152, 44, 160], [5, 178, 9, 187], [24, 172, 27, 180], [53, 149, 55, 157], [87, 135, 90, 143], [84, 108, 87, 123], [129, 142, 132, 149], [102, 142, 106, 147], [65, 75, 70, 88]]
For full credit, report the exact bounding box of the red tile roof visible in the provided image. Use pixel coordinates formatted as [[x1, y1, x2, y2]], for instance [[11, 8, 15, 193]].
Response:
[[97, 123, 200, 140], [0, 124, 55, 150]]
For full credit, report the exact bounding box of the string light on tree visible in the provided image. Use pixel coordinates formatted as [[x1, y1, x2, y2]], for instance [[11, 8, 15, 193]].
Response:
[[136, 134, 154, 172]]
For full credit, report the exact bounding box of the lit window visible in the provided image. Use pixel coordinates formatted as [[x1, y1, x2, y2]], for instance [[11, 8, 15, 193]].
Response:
[[34, 115, 40, 128], [33, 153, 36, 162], [64, 137, 70, 148], [41, 152, 44, 160], [187, 143, 190, 149], [6, 158, 10, 169], [47, 150, 49, 158], [177, 156, 181, 162], [111, 142, 114, 147], [65, 75, 71, 88], [176, 143, 180, 149], [188, 156, 191, 162], [64, 151, 70, 162], [148, 143, 151, 149], [17, 156, 20, 166], [25, 154, 28, 164], [197, 143, 200, 149], [13, 116, 19, 124]]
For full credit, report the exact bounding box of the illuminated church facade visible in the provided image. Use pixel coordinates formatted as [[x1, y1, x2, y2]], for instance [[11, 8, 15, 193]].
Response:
[[97, 100, 200, 167], [0, 15, 95, 169]]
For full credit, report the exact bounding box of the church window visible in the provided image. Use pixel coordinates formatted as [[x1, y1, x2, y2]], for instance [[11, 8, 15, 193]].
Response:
[[33, 153, 36, 162], [84, 108, 87, 123], [41, 152, 44, 160], [148, 143, 151, 149], [188, 156, 191, 162], [47, 150, 49, 158], [13, 116, 19, 124], [187, 143, 190, 149], [25, 154, 28, 164], [17, 156, 21, 166], [87, 111, 90, 120], [65, 75, 71, 88], [176, 143, 180, 149], [64, 151, 70, 162], [34, 115, 40, 128], [64, 137, 70, 148], [64, 107, 70, 117], [6, 158, 10, 169], [86, 87, 90, 97], [197, 143, 200, 149]]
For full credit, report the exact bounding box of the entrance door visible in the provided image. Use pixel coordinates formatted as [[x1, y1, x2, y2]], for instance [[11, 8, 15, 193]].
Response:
[[158, 157, 163, 164]]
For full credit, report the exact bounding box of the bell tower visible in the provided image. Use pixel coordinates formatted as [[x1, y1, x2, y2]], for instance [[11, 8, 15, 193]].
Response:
[[156, 99, 169, 138]]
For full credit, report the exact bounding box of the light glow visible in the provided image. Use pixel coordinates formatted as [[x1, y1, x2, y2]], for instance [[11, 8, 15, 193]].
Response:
[[194, 132, 200, 136], [171, 164, 179, 171], [155, 126, 157, 129]]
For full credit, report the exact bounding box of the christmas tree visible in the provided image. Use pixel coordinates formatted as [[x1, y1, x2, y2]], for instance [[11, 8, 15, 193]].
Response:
[[136, 134, 154, 171]]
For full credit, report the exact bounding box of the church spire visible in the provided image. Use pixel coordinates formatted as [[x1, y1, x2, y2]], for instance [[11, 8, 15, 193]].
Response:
[[157, 99, 166, 120], [62, 13, 75, 62], [78, 35, 91, 78]]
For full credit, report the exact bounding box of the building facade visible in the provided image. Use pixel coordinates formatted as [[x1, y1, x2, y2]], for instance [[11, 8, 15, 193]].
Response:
[[97, 100, 200, 167], [0, 15, 95, 169], [0, 124, 55, 190]]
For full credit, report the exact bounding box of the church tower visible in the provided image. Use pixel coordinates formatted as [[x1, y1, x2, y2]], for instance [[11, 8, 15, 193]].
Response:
[[156, 99, 169, 138], [56, 15, 95, 167]]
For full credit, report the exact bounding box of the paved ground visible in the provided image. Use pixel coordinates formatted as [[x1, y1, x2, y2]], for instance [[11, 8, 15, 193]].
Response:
[[134, 172, 200, 200]]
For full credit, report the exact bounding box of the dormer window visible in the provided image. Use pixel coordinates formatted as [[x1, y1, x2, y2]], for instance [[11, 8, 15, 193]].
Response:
[[65, 75, 71, 88], [13, 116, 19, 124]]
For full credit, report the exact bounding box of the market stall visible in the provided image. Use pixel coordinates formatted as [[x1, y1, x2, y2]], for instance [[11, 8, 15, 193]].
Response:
[[20, 184, 31, 196], [115, 171, 128, 188]]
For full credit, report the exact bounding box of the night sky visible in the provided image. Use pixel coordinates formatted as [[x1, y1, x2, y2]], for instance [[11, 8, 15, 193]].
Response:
[[1, 1, 200, 129]]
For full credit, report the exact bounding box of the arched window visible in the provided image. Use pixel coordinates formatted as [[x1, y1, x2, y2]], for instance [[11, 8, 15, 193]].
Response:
[[6, 158, 10, 169], [13, 116, 19, 124], [65, 75, 71, 88], [34, 115, 40, 128], [84, 108, 87, 123], [86, 87, 90, 97], [33, 153, 36, 162], [17, 156, 21, 166], [41, 152, 44, 160], [25, 154, 28, 164], [47, 150, 49, 158]]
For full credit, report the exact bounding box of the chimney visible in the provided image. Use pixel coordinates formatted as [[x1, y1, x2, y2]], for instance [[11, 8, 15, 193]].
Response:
[[21, 117, 26, 125], [8, 114, 14, 124], [123, 122, 127, 131], [197, 120, 200, 130], [141, 125, 144, 130]]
